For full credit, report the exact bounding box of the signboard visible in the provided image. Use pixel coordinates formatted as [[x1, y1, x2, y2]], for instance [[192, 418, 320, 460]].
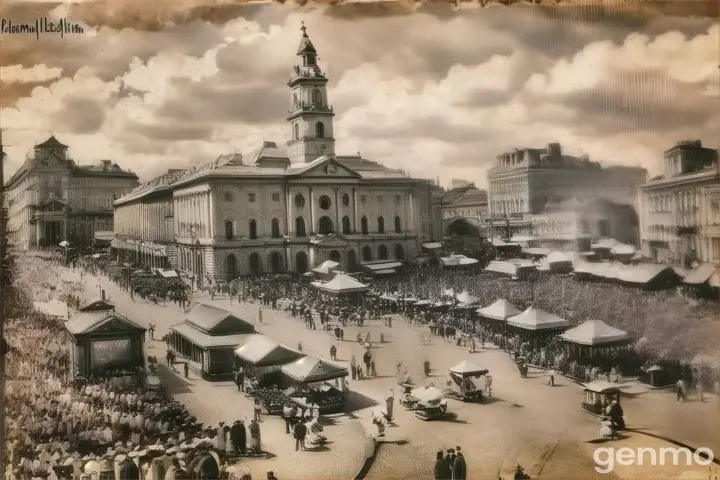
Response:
[[91, 338, 133, 369]]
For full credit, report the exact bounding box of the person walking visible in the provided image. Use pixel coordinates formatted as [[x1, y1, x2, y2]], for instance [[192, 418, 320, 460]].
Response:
[[676, 379, 685, 402], [453, 446, 467, 480], [183, 362, 189, 379], [235, 368, 245, 392], [434, 451, 452, 480], [254, 397, 262, 422], [283, 403, 293, 434], [293, 420, 307, 451], [385, 390, 394, 421]]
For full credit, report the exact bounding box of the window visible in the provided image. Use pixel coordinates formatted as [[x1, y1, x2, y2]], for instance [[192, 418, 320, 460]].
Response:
[[377, 216, 385, 234], [342, 193, 350, 206], [316, 122, 325, 139], [312, 88, 321, 105], [395, 244, 405, 260], [248, 193, 256, 203], [319, 216, 334, 235], [294, 123, 300, 141], [224, 191, 233, 202], [224, 220, 234, 240], [377, 244, 388, 260], [272, 192, 280, 202], [296, 217, 307, 237], [271, 218, 281, 238], [249, 219, 258, 239], [295, 194, 305, 208], [319, 195, 331, 210], [361, 216, 369, 235], [362, 245, 372, 262], [377, 195, 383, 203], [394, 216, 401, 233], [342, 216, 351, 234]]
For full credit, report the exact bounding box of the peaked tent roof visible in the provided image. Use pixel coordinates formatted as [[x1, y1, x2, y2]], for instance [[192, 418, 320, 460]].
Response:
[[170, 322, 252, 349], [610, 243, 636, 256], [560, 320, 630, 346], [546, 251, 572, 264], [318, 274, 367, 293], [440, 255, 479, 267], [449, 360, 488, 376], [507, 307, 569, 331], [616, 264, 673, 284], [281, 355, 348, 383], [312, 260, 339, 275], [297, 25, 317, 55], [185, 303, 255, 334], [476, 299, 521, 320], [78, 299, 115, 312], [234, 335, 303, 366], [456, 290, 480, 305], [683, 263, 717, 285]]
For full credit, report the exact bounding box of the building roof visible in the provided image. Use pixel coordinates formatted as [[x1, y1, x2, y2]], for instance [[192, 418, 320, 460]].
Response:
[[507, 307, 569, 331], [317, 274, 367, 293], [185, 303, 255, 334], [683, 263, 719, 285], [297, 25, 317, 55], [560, 320, 629, 346], [36, 135, 68, 149], [170, 321, 252, 349], [449, 360, 488, 376], [616, 264, 673, 285], [477, 299, 521, 320], [281, 355, 348, 383], [234, 335, 303, 366], [65, 312, 146, 336]]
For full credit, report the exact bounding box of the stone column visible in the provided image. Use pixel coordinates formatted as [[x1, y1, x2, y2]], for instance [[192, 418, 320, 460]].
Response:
[[309, 186, 315, 235], [352, 188, 358, 233], [286, 186, 293, 235], [334, 188, 340, 233], [207, 192, 214, 239], [409, 192, 415, 234]]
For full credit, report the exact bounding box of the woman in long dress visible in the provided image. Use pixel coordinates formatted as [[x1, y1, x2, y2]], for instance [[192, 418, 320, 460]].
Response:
[[249, 420, 261, 453]]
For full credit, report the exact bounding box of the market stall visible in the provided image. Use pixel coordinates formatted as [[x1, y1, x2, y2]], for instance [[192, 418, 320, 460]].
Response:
[[312, 260, 340, 280], [476, 299, 521, 348], [544, 251, 574, 274], [439, 254, 480, 270], [560, 320, 631, 360], [447, 360, 489, 403], [234, 334, 304, 383], [313, 274, 368, 304], [506, 307, 570, 348], [281, 355, 349, 413]]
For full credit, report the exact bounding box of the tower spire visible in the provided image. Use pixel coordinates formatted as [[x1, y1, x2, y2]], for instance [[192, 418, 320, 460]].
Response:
[[296, 22, 318, 66]]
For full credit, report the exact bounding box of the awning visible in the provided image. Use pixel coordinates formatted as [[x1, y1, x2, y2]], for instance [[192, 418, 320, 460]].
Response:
[[422, 242, 443, 250], [374, 269, 397, 275], [507, 307, 569, 331], [455, 290, 480, 305], [170, 322, 252, 349], [560, 320, 629, 346], [546, 251, 572, 264], [683, 263, 716, 285], [610, 244, 636, 256], [281, 355, 348, 383], [439, 255, 479, 267], [363, 261, 403, 272], [476, 299, 521, 320], [449, 360, 488, 377], [159, 269, 179, 278], [511, 235, 537, 242], [523, 248, 551, 256]]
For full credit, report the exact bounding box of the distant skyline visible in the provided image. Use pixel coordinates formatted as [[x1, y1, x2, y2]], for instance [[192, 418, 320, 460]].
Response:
[[1, 2, 718, 188]]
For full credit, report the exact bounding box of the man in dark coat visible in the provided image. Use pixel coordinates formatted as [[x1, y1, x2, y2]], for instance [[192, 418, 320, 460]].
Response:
[[293, 420, 307, 451], [445, 449, 456, 466], [231, 420, 247, 454], [452, 447, 467, 480], [434, 451, 452, 480]]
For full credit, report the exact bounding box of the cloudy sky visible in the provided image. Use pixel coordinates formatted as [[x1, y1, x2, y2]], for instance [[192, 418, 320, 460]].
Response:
[[1, 1, 718, 187]]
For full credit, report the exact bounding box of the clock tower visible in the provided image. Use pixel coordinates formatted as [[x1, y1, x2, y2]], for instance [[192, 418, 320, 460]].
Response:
[[286, 23, 335, 164]]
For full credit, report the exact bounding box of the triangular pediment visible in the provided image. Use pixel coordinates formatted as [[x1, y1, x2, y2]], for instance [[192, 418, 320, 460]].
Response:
[[92, 317, 145, 334], [289, 156, 362, 179]]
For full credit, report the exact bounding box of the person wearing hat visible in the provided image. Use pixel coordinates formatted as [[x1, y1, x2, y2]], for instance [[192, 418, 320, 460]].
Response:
[[293, 419, 307, 451], [434, 451, 452, 480], [452, 446, 467, 480], [249, 419, 261, 454], [514, 464, 529, 480], [282, 403, 294, 434], [267, 472, 278, 480]]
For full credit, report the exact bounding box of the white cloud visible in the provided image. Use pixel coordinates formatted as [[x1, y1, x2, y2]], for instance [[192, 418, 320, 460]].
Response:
[[0, 64, 63, 84]]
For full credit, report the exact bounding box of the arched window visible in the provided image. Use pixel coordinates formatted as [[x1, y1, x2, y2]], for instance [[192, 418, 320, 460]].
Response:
[[296, 217, 306, 237], [342, 193, 350, 206], [224, 254, 238, 279], [312, 88, 321, 105], [362, 245, 372, 262], [395, 243, 405, 260], [318, 216, 334, 235], [271, 218, 281, 238], [394, 216, 401, 233], [224, 220, 234, 240], [329, 250, 342, 264], [347, 249, 358, 272], [316, 122, 325, 139], [377, 216, 385, 234], [598, 219, 611, 238], [293, 93, 299, 108], [269, 252, 283, 274], [319, 195, 331, 209], [342, 216, 351, 234], [249, 219, 258, 239], [361, 216, 369, 235], [293, 123, 300, 141], [295, 194, 305, 208], [377, 244, 388, 260]]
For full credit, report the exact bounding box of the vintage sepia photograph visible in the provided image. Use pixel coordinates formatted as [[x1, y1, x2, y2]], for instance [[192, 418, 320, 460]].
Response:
[[1, 1, 719, 479]]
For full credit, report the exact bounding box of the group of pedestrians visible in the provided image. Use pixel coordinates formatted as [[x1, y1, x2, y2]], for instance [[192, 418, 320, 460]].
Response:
[[433, 446, 467, 480]]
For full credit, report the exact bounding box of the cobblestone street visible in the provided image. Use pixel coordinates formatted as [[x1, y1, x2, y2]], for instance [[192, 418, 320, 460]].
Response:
[[79, 271, 720, 479]]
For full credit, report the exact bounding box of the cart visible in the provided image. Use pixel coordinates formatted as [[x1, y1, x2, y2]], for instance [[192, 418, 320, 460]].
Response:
[[446, 360, 488, 403], [581, 380, 621, 417], [414, 399, 449, 421]]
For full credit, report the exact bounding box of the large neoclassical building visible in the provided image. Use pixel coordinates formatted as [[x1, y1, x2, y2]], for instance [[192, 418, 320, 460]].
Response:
[[113, 26, 438, 281]]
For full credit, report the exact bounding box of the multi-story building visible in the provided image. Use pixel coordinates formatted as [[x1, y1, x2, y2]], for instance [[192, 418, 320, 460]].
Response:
[[441, 183, 489, 220], [112, 25, 438, 282], [4, 136, 139, 249], [112, 169, 183, 268], [638, 140, 719, 266], [487, 143, 647, 217], [702, 184, 720, 265]]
